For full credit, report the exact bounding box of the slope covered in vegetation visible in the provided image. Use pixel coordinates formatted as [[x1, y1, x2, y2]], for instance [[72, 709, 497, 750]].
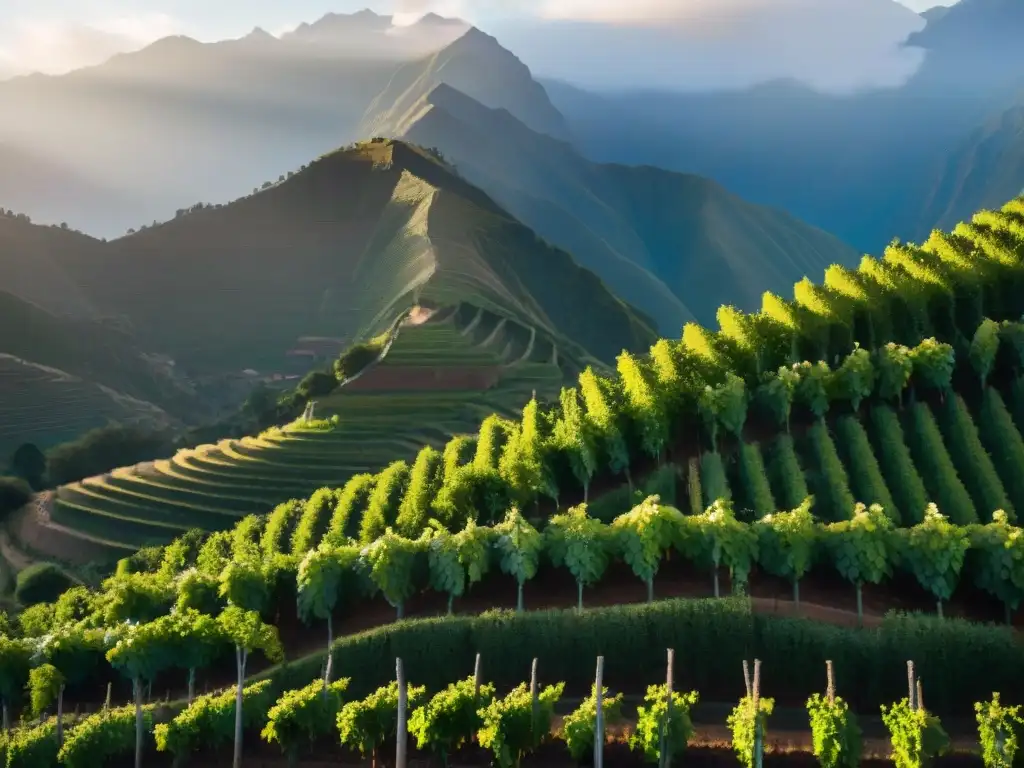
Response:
[[18, 196, 1024, 577]]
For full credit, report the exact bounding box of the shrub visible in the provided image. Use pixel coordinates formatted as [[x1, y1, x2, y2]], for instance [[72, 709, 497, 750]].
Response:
[[337, 681, 426, 762], [736, 443, 775, 520], [975, 693, 1024, 768], [409, 676, 496, 762], [0, 476, 31, 521], [937, 394, 1011, 522], [58, 704, 155, 768], [4, 719, 58, 768], [699, 451, 731, 508], [881, 698, 949, 768], [904, 402, 978, 525], [766, 434, 809, 511], [45, 424, 175, 486], [629, 684, 699, 765], [334, 339, 385, 381], [295, 370, 338, 401], [976, 388, 1024, 521], [477, 682, 564, 768], [800, 421, 855, 522], [868, 405, 929, 526], [14, 563, 75, 606], [155, 680, 276, 760], [562, 685, 623, 761], [834, 415, 899, 524], [8, 444, 46, 490], [727, 695, 775, 768], [807, 693, 862, 768], [262, 678, 350, 765]]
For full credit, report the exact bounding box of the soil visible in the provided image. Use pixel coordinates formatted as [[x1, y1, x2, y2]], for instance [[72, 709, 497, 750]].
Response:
[[112, 735, 985, 768], [342, 366, 502, 392]]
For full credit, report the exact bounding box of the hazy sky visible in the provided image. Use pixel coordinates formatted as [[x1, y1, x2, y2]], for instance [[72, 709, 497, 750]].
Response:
[[0, 0, 956, 78]]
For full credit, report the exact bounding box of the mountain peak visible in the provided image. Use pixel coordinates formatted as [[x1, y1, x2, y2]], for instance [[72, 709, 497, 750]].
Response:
[[242, 26, 277, 43]]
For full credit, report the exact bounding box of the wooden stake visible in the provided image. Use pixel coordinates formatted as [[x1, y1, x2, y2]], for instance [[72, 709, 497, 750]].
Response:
[[396, 658, 408, 768], [104, 682, 112, 712], [530, 658, 539, 737], [907, 661, 916, 710], [916, 679, 925, 714], [472, 653, 482, 745], [661, 649, 675, 768], [743, 660, 752, 699], [594, 657, 605, 768], [826, 660, 835, 704], [752, 660, 763, 768]]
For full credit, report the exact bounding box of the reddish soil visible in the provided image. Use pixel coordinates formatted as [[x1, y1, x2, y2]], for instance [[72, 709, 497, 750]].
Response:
[[342, 366, 502, 392]]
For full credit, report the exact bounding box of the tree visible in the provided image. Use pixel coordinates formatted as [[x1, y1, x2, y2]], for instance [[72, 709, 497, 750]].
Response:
[[876, 343, 914, 406], [793, 361, 832, 420], [830, 345, 875, 412], [753, 497, 818, 606], [546, 505, 610, 612], [297, 544, 346, 682], [899, 505, 970, 618], [617, 352, 670, 462], [825, 503, 897, 625], [699, 374, 747, 449], [492, 508, 543, 612], [970, 319, 1002, 389], [686, 499, 758, 598], [217, 606, 284, 768], [579, 368, 632, 488], [106, 619, 177, 768], [969, 510, 1024, 624], [910, 338, 955, 401], [0, 476, 32, 522], [359, 528, 422, 619], [612, 496, 686, 602], [500, 399, 557, 508], [759, 367, 800, 432], [9, 444, 46, 490], [551, 387, 598, 501], [167, 608, 224, 704], [0, 634, 31, 730], [218, 557, 270, 614], [427, 528, 464, 615], [32, 624, 105, 747]]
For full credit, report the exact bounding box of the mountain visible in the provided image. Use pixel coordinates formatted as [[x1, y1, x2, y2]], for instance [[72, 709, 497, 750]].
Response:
[[916, 94, 1024, 232], [360, 28, 569, 141], [53, 139, 654, 375], [488, 0, 925, 94], [280, 9, 469, 59], [0, 25, 565, 237], [397, 84, 858, 331], [920, 6, 954, 23]]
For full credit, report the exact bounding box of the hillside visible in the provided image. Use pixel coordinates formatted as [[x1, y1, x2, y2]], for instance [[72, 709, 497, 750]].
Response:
[[18, 195, 1024, 571], [396, 83, 858, 331], [916, 95, 1024, 232], [59, 139, 652, 376]]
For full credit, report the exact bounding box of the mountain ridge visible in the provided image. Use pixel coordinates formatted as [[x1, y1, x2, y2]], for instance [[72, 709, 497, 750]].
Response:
[[398, 83, 858, 331]]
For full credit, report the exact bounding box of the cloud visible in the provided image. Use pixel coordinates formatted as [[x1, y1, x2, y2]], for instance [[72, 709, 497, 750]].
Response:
[[0, 12, 180, 77]]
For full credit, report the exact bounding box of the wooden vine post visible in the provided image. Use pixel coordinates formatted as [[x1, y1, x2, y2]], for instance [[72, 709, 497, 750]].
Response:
[[530, 658, 539, 738], [472, 653, 482, 745], [907, 660, 917, 711], [594, 656, 605, 768], [396, 658, 408, 768], [660, 648, 675, 768], [104, 682, 112, 712], [752, 659, 763, 768], [826, 660, 835, 704]]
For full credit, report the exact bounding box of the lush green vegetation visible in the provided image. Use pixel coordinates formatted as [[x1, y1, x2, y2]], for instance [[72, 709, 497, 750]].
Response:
[[0, 597, 1017, 768]]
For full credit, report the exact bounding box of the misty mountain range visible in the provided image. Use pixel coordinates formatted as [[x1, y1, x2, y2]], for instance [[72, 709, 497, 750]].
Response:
[[1, 0, 1022, 274]]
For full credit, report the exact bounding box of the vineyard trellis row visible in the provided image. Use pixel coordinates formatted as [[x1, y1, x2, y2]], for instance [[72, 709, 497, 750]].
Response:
[[4, 644, 1022, 768]]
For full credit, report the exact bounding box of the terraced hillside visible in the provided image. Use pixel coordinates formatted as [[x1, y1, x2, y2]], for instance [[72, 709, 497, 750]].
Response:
[[17, 197, 1024, 574], [31, 303, 583, 561]]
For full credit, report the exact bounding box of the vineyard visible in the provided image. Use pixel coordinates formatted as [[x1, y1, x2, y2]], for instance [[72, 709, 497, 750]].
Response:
[[0, 597, 1021, 768], [30, 305, 577, 563], [4, 197, 1024, 765]]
